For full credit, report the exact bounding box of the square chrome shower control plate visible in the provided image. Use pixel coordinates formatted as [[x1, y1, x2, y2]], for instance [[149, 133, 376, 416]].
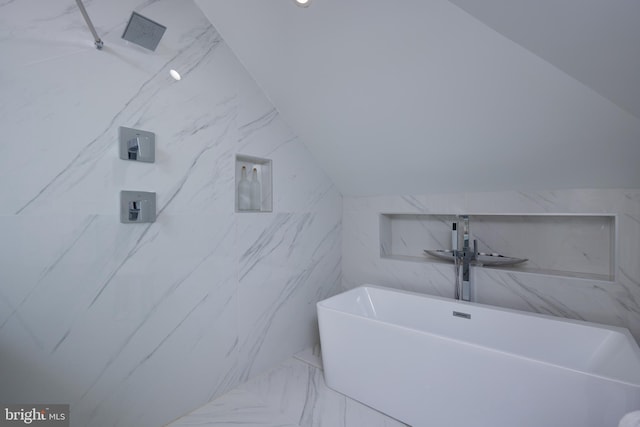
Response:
[[120, 191, 156, 223], [118, 126, 155, 163]]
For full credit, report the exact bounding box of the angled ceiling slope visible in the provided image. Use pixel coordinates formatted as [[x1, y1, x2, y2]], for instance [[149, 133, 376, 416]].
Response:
[[449, 0, 640, 120], [196, 0, 640, 196]]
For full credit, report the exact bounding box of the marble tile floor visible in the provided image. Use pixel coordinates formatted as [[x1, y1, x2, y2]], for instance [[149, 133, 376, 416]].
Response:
[[166, 346, 408, 427]]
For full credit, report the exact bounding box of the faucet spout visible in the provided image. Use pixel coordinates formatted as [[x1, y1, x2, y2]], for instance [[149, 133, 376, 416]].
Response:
[[455, 216, 475, 301]]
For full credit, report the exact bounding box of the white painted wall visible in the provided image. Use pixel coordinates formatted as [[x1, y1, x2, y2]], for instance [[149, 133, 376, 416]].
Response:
[[449, 0, 640, 118], [0, 1, 341, 426], [197, 0, 640, 196]]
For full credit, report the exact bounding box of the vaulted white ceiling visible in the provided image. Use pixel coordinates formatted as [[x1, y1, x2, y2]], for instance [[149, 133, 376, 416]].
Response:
[[195, 0, 640, 196], [449, 0, 640, 119]]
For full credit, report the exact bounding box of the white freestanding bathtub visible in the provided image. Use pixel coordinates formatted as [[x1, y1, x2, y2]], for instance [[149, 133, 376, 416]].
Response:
[[317, 285, 640, 427]]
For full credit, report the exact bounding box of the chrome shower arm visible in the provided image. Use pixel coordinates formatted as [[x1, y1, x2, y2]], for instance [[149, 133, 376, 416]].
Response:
[[76, 0, 103, 49]]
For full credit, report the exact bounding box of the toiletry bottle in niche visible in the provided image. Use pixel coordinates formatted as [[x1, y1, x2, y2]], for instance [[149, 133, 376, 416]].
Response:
[[451, 222, 458, 252], [250, 167, 261, 211], [238, 166, 251, 210]]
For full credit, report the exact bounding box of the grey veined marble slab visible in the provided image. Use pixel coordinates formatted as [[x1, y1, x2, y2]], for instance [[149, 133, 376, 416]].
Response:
[[166, 349, 407, 427]]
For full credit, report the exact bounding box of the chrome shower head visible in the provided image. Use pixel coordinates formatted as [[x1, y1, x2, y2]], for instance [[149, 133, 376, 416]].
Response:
[[121, 12, 166, 51]]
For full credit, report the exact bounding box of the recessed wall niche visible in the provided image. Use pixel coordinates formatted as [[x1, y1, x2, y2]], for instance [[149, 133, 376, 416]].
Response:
[[235, 154, 273, 213], [380, 213, 616, 282]]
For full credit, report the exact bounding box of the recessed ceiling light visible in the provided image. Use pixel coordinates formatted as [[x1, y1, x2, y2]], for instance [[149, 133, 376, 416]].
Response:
[[294, 0, 311, 7], [169, 69, 181, 81]]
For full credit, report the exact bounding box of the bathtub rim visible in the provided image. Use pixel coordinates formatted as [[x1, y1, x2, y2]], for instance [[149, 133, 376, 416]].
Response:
[[318, 284, 640, 388]]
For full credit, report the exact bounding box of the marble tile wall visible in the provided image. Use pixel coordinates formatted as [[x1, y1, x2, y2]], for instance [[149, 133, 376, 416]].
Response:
[[343, 190, 640, 341], [0, 1, 341, 426]]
